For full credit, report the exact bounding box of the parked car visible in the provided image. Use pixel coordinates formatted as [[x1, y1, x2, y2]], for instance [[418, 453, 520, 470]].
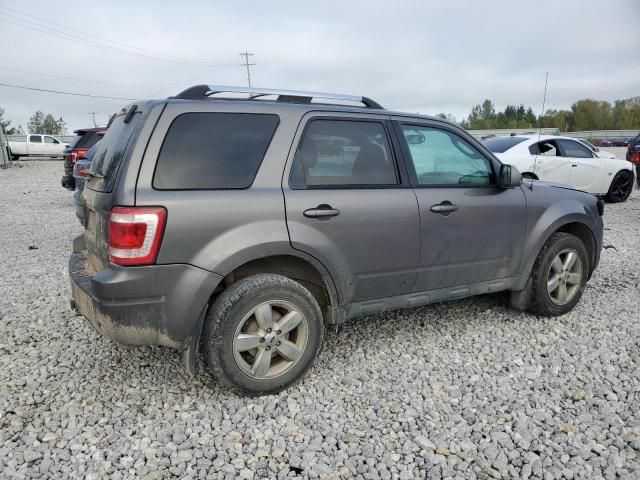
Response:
[[482, 134, 635, 202], [613, 137, 631, 147], [62, 127, 106, 190], [69, 85, 604, 394], [627, 134, 640, 187], [577, 139, 616, 159], [8, 134, 67, 160], [72, 140, 102, 225]]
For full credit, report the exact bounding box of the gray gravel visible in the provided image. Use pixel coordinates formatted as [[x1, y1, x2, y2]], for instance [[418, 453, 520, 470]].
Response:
[[1, 160, 639, 479]]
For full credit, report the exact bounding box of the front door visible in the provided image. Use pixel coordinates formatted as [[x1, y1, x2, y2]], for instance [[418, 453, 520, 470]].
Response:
[[283, 115, 420, 303], [557, 139, 605, 194], [394, 120, 527, 292], [531, 139, 571, 185]]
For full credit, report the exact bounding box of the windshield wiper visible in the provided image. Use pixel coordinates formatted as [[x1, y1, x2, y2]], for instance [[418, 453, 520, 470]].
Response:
[[88, 171, 104, 179]]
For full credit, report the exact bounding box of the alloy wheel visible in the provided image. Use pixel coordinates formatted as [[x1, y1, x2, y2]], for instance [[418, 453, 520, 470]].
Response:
[[546, 248, 583, 305], [610, 174, 632, 202], [232, 300, 309, 379]]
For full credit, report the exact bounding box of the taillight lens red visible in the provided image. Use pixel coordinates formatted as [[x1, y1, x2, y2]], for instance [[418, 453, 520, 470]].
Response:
[[73, 161, 90, 177], [108, 207, 167, 266]]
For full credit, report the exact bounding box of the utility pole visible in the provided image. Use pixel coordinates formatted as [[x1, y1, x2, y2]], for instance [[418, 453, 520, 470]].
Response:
[[239, 51, 255, 88], [88, 112, 97, 127]]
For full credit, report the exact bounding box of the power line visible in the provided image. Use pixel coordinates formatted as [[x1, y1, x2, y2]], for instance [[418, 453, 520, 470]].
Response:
[[0, 6, 240, 68], [0, 66, 179, 90], [240, 51, 255, 88], [0, 82, 137, 101], [0, 3, 226, 66]]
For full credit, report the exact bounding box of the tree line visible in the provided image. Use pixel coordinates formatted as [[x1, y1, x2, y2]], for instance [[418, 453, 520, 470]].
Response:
[[443, 96, 640, 131], [0, 108, 67, 135]]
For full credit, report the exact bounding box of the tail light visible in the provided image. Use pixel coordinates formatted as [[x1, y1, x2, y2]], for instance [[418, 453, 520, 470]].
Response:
[[72, 161, 90, 178], [108, 207, 167, 266]]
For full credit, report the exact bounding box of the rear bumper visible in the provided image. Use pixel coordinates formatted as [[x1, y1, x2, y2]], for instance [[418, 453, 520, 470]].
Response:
[[69, 236, 223, 350]]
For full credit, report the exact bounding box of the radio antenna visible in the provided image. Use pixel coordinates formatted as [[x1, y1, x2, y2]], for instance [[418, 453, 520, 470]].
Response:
[[530, 72, 549, 189]]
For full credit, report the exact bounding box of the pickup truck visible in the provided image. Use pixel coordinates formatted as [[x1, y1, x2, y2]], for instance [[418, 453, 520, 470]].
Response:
[[8, 134, 68, 159]]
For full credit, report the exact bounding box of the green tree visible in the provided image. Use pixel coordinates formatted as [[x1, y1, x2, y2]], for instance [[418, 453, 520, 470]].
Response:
[[0, 107, 22, 135], [27, 111, 67, 135]]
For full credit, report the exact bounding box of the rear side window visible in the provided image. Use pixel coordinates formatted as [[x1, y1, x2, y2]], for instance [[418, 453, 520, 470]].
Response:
[[153, 113, 279, 190], [481, 136, 527, 153], [29, 135, 41, 143], [90, 113, 140, 192], [290, 119, 397, 187]]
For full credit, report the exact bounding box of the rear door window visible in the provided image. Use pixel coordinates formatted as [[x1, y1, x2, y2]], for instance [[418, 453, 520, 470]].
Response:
[[89, 112, 140, 192], [289, 119, 398, 187], [153, 112, 279, 190], [29, 135, 41, 143]]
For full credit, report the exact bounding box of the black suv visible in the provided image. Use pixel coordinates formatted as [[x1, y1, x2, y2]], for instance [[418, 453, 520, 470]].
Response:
[[69, 85, 603, 394], [61, 127, 106, 190]]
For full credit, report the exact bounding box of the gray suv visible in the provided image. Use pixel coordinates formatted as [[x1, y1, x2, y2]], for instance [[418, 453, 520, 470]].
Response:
[[69, 85, 604, 394]]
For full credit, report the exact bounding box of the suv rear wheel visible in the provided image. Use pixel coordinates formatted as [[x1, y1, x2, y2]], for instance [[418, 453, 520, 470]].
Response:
[[203, 274, 323, 394], [528, 232, 588, 317]]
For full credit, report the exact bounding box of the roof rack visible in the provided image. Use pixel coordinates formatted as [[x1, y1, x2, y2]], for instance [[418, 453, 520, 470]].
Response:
[[170, 84, 383, 109]]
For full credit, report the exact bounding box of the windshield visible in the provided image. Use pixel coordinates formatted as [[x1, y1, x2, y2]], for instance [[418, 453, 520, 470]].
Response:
[[482, 136, 527, 153]]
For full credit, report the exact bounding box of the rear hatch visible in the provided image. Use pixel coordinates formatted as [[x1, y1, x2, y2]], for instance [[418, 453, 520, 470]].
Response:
[[84, 109, 141, 272]]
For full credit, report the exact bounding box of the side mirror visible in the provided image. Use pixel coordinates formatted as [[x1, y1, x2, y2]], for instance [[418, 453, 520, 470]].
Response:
[[499, 164, 522, 188], [594, 147, 600, 152]]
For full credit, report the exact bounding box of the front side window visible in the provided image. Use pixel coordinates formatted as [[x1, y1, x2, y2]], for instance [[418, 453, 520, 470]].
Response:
[[290, 119, 397, 187], [558, 139, 593, 158], [43, 136, 58, 144], [29, 135, 41, 143], [401, 125, 493, 186], [154, 113, 279, 190]]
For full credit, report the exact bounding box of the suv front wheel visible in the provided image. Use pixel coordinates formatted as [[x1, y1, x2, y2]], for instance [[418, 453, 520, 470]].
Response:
[[203, 274, 323, 394], [528, 232, 589, 317]]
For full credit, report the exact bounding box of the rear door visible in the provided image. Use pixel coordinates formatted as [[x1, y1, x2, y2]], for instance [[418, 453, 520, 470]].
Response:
[[557, 139, 605, 194], [394, 120, 526, 291], [28, 135, 44, 155], [283, 113, 420, 303]]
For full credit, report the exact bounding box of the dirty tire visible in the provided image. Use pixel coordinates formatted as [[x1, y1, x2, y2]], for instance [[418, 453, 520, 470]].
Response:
[[605, 171, 633, 203], [527, 232, 589, 317], [203, 274, 323, 395]]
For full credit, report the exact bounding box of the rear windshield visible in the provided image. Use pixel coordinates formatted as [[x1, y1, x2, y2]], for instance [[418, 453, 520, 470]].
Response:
[[89, 113, 140, 192], [68, 131, 102, 149], [482, 136, 527, 153], [153, 112, 279, 190]]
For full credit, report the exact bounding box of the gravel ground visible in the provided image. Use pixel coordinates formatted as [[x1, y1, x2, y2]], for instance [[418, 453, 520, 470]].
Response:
[[0, 161, 639, 480]]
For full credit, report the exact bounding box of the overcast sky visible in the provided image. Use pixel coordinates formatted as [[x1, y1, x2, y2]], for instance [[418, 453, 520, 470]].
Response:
[[1, 0, 639, 132]]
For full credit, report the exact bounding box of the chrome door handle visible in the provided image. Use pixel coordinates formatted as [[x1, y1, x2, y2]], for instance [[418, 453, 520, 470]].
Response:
[[303, 205, 340, 219], [430, 201, 458, 216]]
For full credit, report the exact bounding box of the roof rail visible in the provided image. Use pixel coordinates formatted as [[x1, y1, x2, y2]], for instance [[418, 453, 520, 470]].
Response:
[[170, 84, 383, 109]]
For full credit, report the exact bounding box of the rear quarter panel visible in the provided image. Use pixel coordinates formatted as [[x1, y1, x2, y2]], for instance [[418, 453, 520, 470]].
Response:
[[134, 101, 304, 276]]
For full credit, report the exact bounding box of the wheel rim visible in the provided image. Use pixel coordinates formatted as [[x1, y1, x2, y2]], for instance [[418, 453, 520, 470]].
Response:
[[546, 248, 583, 305], [232, 300, 309, 380], [611, 174, 632, 201]]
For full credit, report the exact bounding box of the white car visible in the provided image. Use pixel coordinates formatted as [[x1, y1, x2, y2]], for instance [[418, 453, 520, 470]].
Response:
[[483, 135, 635, 203]]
